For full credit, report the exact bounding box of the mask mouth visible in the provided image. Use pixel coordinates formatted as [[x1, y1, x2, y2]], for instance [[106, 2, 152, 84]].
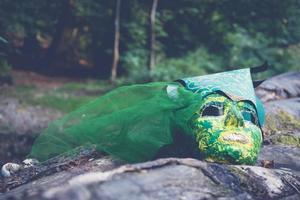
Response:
[[197, 132, 260, 165], [221, 132, 250, 144]]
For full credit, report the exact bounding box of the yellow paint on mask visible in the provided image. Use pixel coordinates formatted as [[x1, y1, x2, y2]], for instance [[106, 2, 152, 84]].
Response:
[[190, 93, 262, 164]]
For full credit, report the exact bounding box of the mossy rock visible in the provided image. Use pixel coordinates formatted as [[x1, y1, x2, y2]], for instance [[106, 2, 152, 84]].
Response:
[[269, 134, 300, 148], [264, 109, 300, 136]]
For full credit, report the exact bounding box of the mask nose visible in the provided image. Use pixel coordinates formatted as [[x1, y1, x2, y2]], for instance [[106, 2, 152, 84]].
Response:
[[224, 106, 244, 128]]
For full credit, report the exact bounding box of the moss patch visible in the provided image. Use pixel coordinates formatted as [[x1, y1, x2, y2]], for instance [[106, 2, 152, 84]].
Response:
[[27, 94, 94, 113], [270, 134, 300, 148], [264, 110, 300, 136], [57, 80, 113, 94], [1, 82, 111, 113]]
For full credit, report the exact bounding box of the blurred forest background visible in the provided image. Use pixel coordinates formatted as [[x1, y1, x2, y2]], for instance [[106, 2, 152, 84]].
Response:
[[0, 0, 300, 113], [1, 0, 300, 82]]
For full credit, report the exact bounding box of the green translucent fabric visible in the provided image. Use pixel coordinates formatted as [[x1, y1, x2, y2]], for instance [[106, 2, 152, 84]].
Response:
[[30, 82, 203, 162], [30, 68, 265, 163]]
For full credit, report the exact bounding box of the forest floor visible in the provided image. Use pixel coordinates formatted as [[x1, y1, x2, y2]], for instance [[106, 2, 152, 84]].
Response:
[[0, 70, 114, 164], [4, 70, 114, 112]]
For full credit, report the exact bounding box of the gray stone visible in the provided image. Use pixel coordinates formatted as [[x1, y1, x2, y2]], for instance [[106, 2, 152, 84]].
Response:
[[256, 72, 300, 103], [258, 145, 300, 173], [265, 98, 300, 119], [1, 158, 299, 200]]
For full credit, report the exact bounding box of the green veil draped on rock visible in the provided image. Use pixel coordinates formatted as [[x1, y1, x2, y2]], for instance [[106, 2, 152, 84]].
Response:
[[30, 82, 203, 162], [30, 68, 265, 163]]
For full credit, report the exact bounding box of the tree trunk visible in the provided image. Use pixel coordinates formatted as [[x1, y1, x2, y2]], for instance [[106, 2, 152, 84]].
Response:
[[111, 0, 121, 83], [148, 0, 158, 73], [44, 0, 73, 68]]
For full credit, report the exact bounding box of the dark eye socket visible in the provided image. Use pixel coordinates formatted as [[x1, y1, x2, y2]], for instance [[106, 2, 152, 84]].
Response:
[[201, 105, 223, 117], [242, 110, 258, 125]]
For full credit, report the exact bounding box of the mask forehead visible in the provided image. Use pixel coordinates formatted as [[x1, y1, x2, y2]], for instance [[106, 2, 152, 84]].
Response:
[[179, 68, 265, 127], [180, 68, 256, 107], [201, 94, 228, 105]]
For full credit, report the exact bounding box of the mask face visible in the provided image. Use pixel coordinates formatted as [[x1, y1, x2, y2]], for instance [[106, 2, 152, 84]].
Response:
[[189, 93, 262, 164]]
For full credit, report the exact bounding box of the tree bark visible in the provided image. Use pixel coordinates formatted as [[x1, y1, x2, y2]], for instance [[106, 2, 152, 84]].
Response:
[[111, 0, 121, 82], [44, 0, 73, 68], [149, 0, 158, 73]]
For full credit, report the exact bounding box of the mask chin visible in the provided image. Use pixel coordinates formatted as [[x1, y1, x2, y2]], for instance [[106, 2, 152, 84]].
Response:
[[198, 130, 262, 165], [203, 149, 260, 165]]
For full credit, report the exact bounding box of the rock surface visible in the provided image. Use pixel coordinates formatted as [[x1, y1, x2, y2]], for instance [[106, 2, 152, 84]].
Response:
[[255, 72, 300, 103], [0, 72, 300, 200], [256, 72, 300, 171], [1, 155, 299, 200], [258, 144, 300, 173]]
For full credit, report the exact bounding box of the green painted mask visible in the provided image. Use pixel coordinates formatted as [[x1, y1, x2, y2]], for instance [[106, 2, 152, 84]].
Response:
[[189, 94, 262, 164], [178, 68, 264, 164]]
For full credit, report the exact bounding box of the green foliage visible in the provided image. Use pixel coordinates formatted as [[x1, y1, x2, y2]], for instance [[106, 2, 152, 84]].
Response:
[[28, 95, 94, 113], [0, 0, 299, 81], [222, 26, 300, 75], [0, 60, 12, 77], [152, 48, 223, 81], [224, 27, 265, 68], [4, 83, 102, 113], [57, 80, 113, 94], [120, 49, 149, 83]]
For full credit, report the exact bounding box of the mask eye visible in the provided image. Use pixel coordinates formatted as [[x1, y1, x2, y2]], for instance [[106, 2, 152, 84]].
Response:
[[201, 104, 223, 117], [242, 110, 258, 125]]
